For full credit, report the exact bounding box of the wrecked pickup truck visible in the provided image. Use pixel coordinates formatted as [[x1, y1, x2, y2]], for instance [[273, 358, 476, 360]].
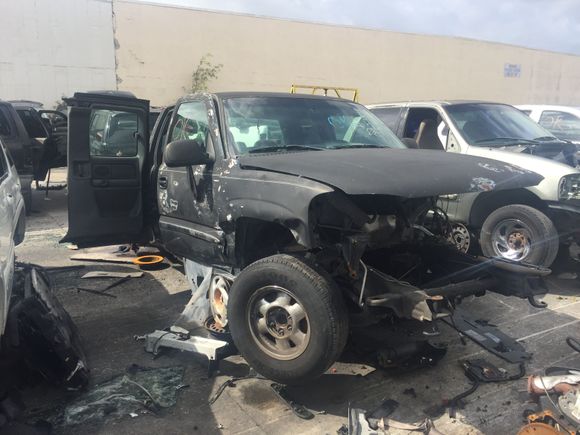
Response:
[[63, 92, 549, 384]]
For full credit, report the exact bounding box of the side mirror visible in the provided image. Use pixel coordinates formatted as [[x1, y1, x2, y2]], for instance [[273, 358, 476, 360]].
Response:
[[163, 139, 213, 167]]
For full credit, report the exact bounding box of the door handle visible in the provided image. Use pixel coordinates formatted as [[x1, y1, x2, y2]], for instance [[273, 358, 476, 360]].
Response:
[[158, 176, 168, 189]]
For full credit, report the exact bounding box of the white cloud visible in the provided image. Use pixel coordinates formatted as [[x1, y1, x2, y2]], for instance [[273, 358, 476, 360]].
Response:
[[142, 0, 580, 54]]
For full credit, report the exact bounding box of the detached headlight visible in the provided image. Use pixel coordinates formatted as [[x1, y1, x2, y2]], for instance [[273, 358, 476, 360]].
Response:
[[559, 174, 580, 201]]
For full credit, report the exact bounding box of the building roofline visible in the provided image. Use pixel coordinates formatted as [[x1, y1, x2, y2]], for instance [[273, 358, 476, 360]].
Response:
[[119, 0, 580, 57]]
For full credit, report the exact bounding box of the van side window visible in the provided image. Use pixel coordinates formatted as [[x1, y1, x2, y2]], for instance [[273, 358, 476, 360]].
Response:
[[89, 109, 139, 157], [371, 107, 402, 132], [170, 101, 209, 145]]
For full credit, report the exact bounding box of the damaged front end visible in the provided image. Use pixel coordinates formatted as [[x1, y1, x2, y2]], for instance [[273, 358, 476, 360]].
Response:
[[310, 192, 549, 324]]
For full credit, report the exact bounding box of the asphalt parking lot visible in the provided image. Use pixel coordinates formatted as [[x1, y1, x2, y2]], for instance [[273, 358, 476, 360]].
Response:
[[13, 172, 580, 435]]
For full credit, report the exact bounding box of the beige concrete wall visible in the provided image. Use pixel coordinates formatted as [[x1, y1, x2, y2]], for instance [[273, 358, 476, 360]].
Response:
[[114, 0, 580, 107], [0, 0, 116, 107]]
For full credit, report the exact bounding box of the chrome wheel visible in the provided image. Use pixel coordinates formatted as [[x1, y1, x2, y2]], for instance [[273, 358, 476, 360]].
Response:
[[491, 218, 532, 261], [247, 286, 310, 361]]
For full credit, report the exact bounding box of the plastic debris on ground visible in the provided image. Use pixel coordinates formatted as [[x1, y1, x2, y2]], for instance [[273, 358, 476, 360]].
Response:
[[45, 365, 184, 427]]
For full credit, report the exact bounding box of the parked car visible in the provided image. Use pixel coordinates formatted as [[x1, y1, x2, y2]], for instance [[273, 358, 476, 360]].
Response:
[[368, 101, 580, 267], [63, 91, 549, 384], [0, 138, 25, 338], [10, 101, 67, 182], [517, 105, 580, 158], [0, 100, 35, 211]]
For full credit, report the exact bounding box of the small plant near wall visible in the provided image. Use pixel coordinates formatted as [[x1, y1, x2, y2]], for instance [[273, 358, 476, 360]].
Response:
[[190, 53, 223, 93]]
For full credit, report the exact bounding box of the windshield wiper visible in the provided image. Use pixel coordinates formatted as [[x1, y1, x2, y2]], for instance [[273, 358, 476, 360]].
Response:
[[533, 136, 560, 142], [247, 144, 324, 154], [329, 144, 384, 149], [474, 137, 539, 145]]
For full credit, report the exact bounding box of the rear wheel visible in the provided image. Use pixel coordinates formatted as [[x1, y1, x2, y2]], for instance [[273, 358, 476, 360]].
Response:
[[228, 254, 348, 385], [480, 204, 558, 267]]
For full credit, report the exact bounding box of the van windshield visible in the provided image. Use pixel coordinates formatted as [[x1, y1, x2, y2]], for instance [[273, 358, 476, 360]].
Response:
[[446, 103, 558, 146], [223, 96, 406, 155]]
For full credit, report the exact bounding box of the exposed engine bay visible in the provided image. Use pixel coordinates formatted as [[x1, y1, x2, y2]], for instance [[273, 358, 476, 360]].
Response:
[[307, 192, 549, 323]]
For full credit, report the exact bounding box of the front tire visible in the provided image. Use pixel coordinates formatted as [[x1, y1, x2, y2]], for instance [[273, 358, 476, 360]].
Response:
[[480, 204, 558, 267], [228, 254, 348, 385]]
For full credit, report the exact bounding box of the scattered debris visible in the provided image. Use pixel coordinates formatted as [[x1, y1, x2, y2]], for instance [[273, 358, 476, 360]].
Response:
[[518, 410, 578, 434], [81, 271, 143, 279], [376, 340, 447, 370], [271, 383, 315, 420], [71, 245, 161, 264], [208, 374, 262, 405], [45, 365, 184, 427], [326, 362, 376, 377], [447, 359, 525, 417], [556, 272, 578, 280], [443, 310, 531, 363], [132, 255, 165, 270], [528, 370, 580, 395], [136, 328, 229, 376], [346, 403, 442, 435]]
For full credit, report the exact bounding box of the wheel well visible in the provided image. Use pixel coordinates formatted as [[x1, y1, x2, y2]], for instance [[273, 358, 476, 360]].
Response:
[[469, 189, 546, 229], [235, 218, 302, 267]]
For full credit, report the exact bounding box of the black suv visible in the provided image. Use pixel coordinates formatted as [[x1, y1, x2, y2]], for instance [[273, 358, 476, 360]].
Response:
[[64, 92, 549, 384]]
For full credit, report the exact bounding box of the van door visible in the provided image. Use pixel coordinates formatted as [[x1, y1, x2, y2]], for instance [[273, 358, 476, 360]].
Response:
[[61, 93, 150, 248]]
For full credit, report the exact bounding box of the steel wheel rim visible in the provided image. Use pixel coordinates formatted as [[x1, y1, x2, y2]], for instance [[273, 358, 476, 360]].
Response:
[[491, 218, 533, 261], [247, 285, 310, 361]]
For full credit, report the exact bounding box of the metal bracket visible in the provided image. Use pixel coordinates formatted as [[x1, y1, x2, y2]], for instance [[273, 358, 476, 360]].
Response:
[[136, 330, 229, 376]]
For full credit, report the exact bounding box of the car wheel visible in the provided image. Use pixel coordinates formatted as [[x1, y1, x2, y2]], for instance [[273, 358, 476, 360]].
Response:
[[228, 254, 348, 385], [480, 204, 559, 266]]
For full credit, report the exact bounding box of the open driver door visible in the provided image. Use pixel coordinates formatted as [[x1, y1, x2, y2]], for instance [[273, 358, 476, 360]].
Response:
[[62, 92, 150, 248]]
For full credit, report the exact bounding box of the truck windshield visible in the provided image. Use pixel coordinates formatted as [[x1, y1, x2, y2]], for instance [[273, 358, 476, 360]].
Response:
[[223, 96, 406, 154], [446, 103, 558, 146]]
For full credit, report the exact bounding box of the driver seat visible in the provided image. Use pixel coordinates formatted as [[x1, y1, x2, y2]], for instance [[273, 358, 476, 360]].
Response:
[[415, 119, 444, 151]]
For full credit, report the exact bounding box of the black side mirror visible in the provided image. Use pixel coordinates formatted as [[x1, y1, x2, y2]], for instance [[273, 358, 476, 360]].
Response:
[[163, 139, 213, 167]]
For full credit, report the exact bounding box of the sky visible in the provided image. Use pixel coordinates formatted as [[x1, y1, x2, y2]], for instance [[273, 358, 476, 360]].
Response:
[[138, 0, 580, 55]]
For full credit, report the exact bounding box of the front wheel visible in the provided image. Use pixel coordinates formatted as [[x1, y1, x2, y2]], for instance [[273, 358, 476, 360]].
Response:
[[228, 254, 348, 385], [480, 204, 559, 267]]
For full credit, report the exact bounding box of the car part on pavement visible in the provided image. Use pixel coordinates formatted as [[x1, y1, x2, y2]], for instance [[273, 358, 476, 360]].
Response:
[[518, 410, 577, 435], [270, 382, 315, 420], [7, 266, 89, 390], [442, 309, 532, 363], [47, 365, 184, 428], [132, 255, 165, 270], [136, 328, 229, 376], [528, 371, 580, 395], [558, 389, 580, 426], [448, 359, 525, 417], [81, 271, 143, 279]]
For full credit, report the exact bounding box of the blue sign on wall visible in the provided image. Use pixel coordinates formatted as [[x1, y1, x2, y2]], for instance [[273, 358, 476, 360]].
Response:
[[504, 63, 521, 78]]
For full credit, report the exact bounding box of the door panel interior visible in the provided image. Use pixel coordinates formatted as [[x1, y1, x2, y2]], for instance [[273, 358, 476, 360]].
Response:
[[63, 93, 149, 247]]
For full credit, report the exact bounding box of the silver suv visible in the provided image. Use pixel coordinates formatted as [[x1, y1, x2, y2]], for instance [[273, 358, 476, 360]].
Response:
[[0, 138, 25, 337], [368, 101, 580, 266]]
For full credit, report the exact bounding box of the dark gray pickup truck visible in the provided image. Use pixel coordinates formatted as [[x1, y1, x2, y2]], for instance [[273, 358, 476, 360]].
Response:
[[64, 92, 549, 384]]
